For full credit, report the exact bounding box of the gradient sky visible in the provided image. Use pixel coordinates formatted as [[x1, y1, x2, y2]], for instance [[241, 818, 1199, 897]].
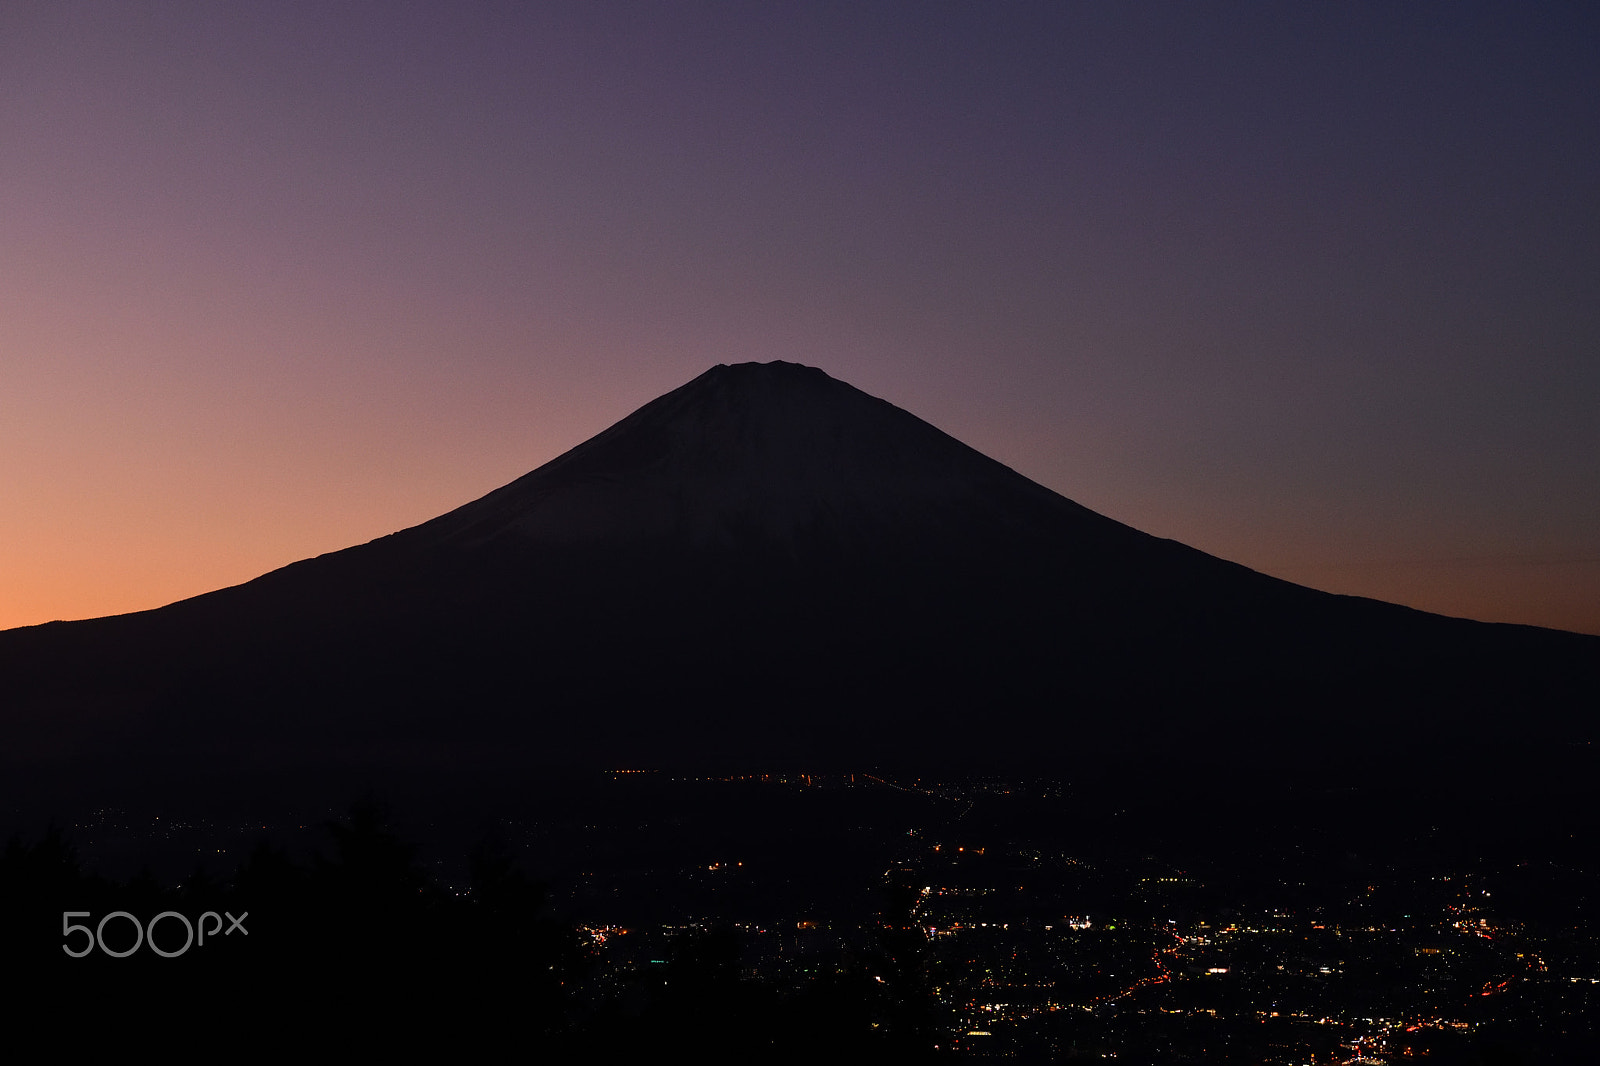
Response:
[[3, 2, 1597, 635]]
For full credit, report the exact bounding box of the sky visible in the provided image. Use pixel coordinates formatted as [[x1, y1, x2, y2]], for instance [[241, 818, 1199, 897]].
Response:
[[2, 1, 1597, 635]]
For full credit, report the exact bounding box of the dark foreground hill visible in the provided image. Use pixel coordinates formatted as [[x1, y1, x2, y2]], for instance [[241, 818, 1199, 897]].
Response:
[[1, 361, 1594, 810]]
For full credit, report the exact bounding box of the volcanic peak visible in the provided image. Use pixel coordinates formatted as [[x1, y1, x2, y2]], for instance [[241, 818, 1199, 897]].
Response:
[[410, 361, 1108, 555]]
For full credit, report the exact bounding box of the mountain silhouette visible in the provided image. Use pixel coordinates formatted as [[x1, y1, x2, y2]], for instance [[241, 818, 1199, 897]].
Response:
[[1, 362, 1593, 805]]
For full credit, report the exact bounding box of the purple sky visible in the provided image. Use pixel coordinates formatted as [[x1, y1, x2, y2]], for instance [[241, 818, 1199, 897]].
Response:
[[3, 2, 1597, 634]]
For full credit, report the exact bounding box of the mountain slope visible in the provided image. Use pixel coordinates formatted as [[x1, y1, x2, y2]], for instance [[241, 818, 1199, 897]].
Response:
[[1, 362, 1593, 800]]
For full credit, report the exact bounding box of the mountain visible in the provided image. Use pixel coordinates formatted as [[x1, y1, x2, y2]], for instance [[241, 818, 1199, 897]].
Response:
[[1, 361, 1594, 806]]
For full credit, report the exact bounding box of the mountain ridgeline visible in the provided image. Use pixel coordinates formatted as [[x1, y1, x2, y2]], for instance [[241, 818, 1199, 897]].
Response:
[[2, 362, 1593, 804]]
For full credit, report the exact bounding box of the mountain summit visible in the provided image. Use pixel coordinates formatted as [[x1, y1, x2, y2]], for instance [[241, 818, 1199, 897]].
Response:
[[403, 360, 1120, 556], [1, 362, 1593, 800]]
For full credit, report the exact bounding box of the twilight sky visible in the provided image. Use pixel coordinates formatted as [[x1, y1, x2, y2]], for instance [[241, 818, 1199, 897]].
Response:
[[2, 2, 1597, 635]]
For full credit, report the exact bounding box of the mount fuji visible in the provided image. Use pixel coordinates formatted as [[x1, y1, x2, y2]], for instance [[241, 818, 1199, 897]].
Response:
[[2, 362, 1593, 804]]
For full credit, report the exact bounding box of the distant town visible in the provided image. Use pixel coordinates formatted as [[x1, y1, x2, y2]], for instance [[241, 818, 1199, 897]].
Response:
[[16, 769, 1594, 1062]]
